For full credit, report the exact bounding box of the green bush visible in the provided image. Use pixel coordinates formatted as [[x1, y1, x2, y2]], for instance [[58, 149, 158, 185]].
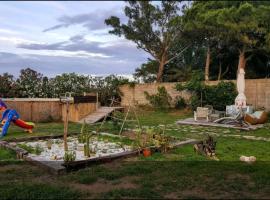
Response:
[[176, 70, 237, 111], [190, 95, 201, 110], [144, 86, 172, 111], [204, 81, 237, 111], [175, 96, 187, 109]]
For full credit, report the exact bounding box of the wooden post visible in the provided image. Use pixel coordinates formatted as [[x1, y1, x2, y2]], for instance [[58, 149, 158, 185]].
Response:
[[30, 101, 33, 122], [119, 105, 130, 136], [96, 92, 99, 110], [64, 101, 69, 151]]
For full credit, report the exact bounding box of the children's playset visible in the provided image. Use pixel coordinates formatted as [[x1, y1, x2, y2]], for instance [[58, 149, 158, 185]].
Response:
[[0, 99, 35, 138]]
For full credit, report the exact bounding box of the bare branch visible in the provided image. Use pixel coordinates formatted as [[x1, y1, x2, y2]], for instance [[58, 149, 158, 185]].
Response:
[[165, 44, 191, 64]]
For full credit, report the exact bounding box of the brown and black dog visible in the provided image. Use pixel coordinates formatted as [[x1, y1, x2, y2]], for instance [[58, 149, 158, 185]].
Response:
[[194, 135, 217, 159]]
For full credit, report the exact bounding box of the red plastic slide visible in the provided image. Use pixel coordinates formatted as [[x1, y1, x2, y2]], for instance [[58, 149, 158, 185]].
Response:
[[13, 119, 35, 130]]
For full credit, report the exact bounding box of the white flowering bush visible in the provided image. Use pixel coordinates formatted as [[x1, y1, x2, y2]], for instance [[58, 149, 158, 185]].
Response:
[[0, 68, 133, 106]]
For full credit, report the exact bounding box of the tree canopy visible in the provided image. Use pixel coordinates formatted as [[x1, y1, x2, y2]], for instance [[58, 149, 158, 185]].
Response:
[[105, 1, 186, 82], [183, 1, 270, 77]]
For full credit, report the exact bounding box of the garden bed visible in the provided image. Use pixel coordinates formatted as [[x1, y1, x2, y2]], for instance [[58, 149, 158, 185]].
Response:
[[17, 136, 132, 162], [0, 127, 196, 174], [0, 134, 135, 174]]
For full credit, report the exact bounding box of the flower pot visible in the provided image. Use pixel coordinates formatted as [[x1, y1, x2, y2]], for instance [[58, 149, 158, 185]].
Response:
[[143, 148, 151, 157]]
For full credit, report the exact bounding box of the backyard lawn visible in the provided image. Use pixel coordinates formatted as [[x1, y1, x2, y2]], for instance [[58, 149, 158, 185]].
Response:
[[1, 108, 270, 199]]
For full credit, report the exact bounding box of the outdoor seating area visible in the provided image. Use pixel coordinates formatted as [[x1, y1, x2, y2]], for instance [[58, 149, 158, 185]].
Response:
[[181, 104, 267, 131]]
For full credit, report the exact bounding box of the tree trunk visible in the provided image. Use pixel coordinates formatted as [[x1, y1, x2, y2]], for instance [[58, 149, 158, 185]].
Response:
[[218, 63, 229, 81], [237, 50, 246, 71], [218, 62, 222, 81], [205, 46, 211, 81], [156, 52, 167, 82]]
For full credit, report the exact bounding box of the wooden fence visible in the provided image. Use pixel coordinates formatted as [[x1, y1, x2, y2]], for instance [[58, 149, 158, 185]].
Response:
[[1, 98, 97, 122]]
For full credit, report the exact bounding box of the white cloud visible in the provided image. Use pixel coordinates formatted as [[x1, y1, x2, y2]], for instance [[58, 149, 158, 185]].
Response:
[[0, 28, 20, 35], [31, 50, 112, 58], [0, 36, 40, 45]]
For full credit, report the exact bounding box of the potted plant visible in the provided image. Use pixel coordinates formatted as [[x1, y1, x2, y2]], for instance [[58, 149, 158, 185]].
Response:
[[152, 126, 171, 153], [138, 128, 154, 157], [142, 147, 151, 157]]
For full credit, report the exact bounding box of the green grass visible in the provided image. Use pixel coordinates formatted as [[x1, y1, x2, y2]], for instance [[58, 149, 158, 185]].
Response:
[[1, 108, 270, 199], [0, 148, 16, 161], [4, 122, 81, 140], [137, 108, 191, 126], [0, 182, 81, 200]]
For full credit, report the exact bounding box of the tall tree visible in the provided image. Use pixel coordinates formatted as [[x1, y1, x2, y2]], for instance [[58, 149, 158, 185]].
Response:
[[183, 1, 270, 79], [105, 1, 185, 82], [133, 59, 159, 83], [201, 2, 270, 74], [182, 1, 232, 81]]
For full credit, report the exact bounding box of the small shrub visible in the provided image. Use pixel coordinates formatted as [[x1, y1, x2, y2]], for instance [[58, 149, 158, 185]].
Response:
[[64, 151, 76, 162], [34, 144, 43, 155], [190, 95, 201, 110], [17, 144, 35, 154], [144, 86, 172, 111], [18, 143, 43, 155], [175, 96, 187, 109]]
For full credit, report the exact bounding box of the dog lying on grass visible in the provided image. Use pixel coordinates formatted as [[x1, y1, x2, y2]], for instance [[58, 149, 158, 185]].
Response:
[[194, 135, 219, 160]]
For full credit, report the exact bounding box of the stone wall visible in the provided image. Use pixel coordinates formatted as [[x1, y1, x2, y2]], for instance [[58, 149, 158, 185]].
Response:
[[119, 79, 270, 111]]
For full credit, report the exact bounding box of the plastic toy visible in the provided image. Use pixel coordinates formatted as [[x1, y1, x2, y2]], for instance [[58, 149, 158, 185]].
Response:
[[0, 99, 35, 138]]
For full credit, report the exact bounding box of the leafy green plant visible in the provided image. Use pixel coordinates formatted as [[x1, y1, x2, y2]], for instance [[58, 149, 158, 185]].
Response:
[[34, 144, 43, 155], [175, 96, 187, 109], [189, 95, 201, 111], [144, 86, 172, 111], [79, 121, 96, 157], [204, 81, 237, 111], [151, 126, 172, 153], [176, 70, 237, 111], [64, 151, 76, 162], [84, 135, 91, 157], [17, 144, 35, 154], [78, 134, 85, 143], [15, 143, 43, 156], [134, 128, 142, 149]]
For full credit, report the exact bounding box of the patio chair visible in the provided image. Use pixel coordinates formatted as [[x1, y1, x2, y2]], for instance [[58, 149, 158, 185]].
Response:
[[194, 107, 209, 122]]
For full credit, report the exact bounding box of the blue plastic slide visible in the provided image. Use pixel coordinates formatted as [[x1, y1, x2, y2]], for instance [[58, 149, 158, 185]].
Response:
[[0, 109, 19, 138]]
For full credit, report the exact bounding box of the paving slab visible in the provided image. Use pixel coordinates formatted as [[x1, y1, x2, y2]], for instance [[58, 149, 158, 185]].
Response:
[[176, 118, 263, 131]]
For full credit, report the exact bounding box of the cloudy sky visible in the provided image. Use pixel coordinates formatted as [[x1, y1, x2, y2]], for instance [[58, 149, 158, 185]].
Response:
[[0, 1, 149, 77]]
